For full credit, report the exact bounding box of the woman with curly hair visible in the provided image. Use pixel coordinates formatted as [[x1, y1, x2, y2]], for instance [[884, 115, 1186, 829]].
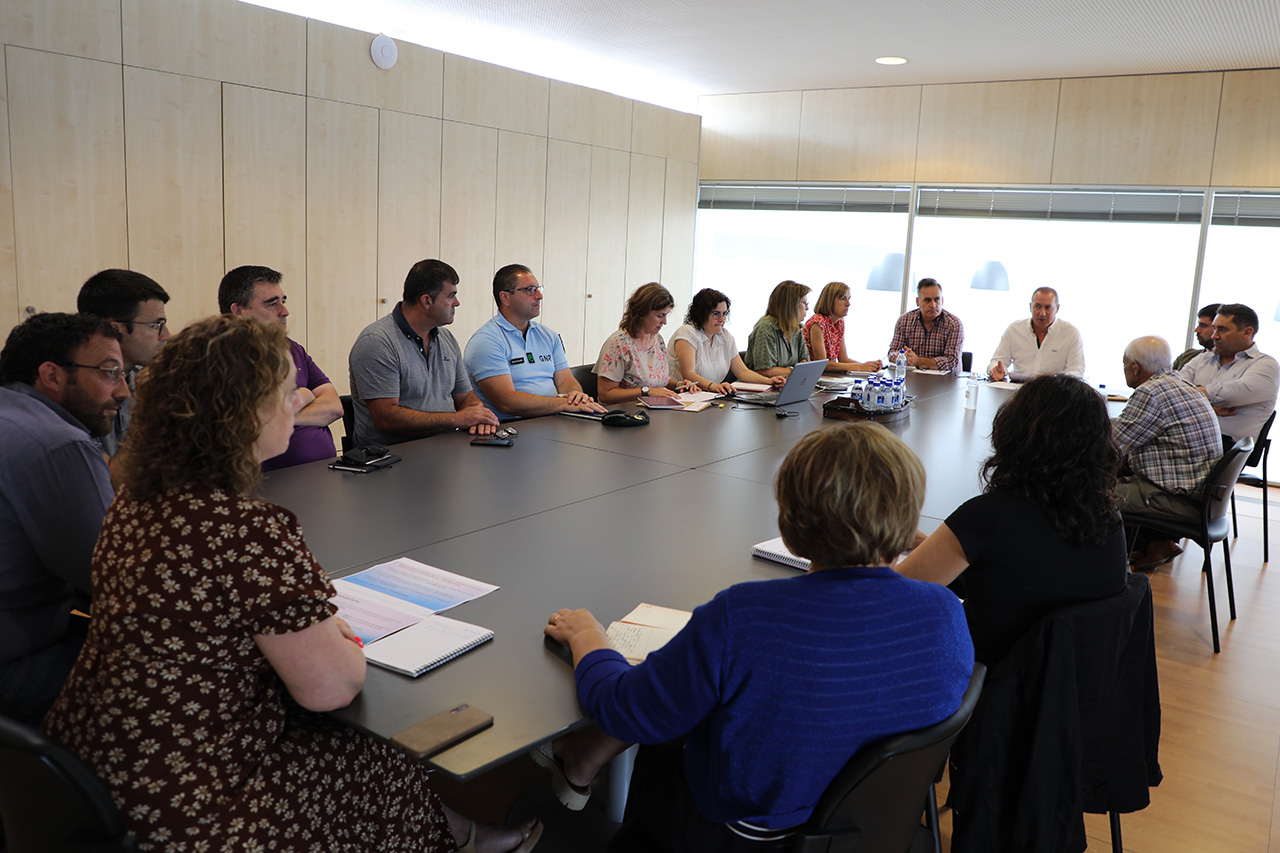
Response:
[[744, 280, 811, 378], [594, 282, 695, 405], [44, 315, 540, 853], [668, 288, 784, 394], [896, 374, 1128, 665]]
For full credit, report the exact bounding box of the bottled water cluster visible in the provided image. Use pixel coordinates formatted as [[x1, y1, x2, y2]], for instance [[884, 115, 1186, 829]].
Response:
[[849, 350, 909, 412]]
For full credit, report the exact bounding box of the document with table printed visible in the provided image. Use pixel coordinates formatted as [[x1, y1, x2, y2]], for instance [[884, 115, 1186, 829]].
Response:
[[607, 603, 692, 664]]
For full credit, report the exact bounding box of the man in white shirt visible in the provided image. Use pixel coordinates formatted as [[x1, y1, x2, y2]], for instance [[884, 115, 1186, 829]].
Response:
[[988, 287, 1085, 380], [1177, 303, 1280, 442]]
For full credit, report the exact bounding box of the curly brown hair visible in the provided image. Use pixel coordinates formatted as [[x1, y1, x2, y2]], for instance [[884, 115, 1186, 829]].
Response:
[[118, 315, 293, 499], [620, 282, 675, 337]]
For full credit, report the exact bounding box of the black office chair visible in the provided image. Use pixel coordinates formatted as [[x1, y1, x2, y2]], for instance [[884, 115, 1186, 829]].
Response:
[[792, 664, 987, 853], [1231, 410, 1274, 563], [339, 393, 355, 452], [960, 351, 973, 374], [1123, 437, 1253, 653], [569, 364, 598, 400], [0, 713, 138, 852]]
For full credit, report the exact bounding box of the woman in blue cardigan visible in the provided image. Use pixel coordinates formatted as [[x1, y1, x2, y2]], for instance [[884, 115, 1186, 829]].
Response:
[[542, 421, 974, 851]]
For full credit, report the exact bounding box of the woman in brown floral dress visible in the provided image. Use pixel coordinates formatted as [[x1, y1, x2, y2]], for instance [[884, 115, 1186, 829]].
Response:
[[44, 315, 540, 853]]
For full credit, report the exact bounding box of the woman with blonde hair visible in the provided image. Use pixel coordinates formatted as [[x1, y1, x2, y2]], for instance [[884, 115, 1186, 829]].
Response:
[[594, 282, 695, 405], [44, 315, 540, 853], [805, 281, 883, 372], [744, 280, 810, 378]]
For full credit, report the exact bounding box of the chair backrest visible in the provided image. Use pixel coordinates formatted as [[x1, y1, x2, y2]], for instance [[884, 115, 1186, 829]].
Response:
[[0, 714, 138, 852], [1204, 436, 1254, 527], [961, 351, 973, 373], [793, 664, 987, 853], [340, 393, 355, 452], [1246, 409, 1275, 469], [570, 363, 598, 400]]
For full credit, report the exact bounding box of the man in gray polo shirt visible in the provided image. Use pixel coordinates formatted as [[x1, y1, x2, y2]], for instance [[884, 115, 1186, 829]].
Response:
[[348, 259, 499, 446]]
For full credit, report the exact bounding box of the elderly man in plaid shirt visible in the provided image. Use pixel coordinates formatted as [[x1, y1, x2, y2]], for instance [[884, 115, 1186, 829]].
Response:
[[1115, 335, 1222, 571], [886, 278, 963, 371]]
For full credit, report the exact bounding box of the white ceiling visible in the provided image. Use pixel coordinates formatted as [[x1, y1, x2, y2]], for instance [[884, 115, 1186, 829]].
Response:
[[248, 0, 1280, 111]]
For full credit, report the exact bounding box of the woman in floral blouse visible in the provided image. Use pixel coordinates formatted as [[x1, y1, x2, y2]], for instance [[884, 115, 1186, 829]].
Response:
[[594, 282, 696, 405], [804, 281, 883, 372], [44, 315, 540, 853]]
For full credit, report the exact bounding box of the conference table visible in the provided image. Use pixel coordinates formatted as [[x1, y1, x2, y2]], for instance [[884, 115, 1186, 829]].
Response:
[[257, 371, 1020, 781]]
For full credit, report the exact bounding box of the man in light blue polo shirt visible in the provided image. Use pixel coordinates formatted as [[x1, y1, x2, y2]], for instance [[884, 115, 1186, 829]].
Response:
[[464, 264, 607, 421]]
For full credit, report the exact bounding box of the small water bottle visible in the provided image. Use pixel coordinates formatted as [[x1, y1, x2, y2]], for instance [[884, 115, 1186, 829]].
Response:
[[894, 377, 906, 408], [964, 374, 979, 410], [851, 379, 864, 406], [875, 378, 889, 410], [895, 349, 907, 384]]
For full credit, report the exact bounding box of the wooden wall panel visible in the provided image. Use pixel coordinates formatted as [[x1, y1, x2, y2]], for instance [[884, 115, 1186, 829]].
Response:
[[124, 67, 224, 329], [917, 80, 1059, 184], [378, 111, 443, 316], [661, 159, 698, 308], [1212, 70, 1280, 188], [443, 55, 549, 137], [1052, 72, 1222, 186], [440, 121, 498, 337], [495, 131, 548, 278], [625, 154, 666, 297], [631, 101, 701, 163], [549, 81, 631, 151], [307, 98, 379, 394], [698, 91, 801, 181], [122, 0, 305, 94], [307, 20, 443, 116], [0, 56, 17, 329], [1, 0, 121, 63], [8, 47, 127, 316], [222, 83, 307, 323], [798, 86, 920, 182], [542, 140, 592, 364], [584, 147, 630, 366]]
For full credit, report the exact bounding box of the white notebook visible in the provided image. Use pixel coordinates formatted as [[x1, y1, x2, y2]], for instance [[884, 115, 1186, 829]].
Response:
[[751, 536, 811, 571], [363, 615, 494, 678]]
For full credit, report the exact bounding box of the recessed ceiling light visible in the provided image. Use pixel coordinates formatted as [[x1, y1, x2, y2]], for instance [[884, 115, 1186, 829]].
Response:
[[875, 56, 908, 65]]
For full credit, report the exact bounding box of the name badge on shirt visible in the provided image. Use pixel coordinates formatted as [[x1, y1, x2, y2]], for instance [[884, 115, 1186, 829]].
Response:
[[508, 357, 524, 365]]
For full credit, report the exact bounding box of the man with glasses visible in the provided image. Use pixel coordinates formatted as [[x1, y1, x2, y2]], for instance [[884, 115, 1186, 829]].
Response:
[[77, 268, 171, 456], [219, 265, 342, 468], [463, 264, 606, 420], [0, 313, 124, 724], [886, 278, 963, 371], [988, 286, 1085, 380], [348, 259, 499, 446]]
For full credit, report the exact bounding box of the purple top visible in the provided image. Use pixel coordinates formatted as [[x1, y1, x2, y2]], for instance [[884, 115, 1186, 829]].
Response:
[[263, 340, 337, 471]]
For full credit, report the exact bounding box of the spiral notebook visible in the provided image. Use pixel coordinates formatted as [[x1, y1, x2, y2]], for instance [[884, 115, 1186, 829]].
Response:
[[363, 614, 494, 677], [751, 536, 811, 571]]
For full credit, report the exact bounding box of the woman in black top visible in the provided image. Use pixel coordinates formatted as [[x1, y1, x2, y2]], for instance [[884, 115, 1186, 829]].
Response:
[[896, 373, 1129, 665]]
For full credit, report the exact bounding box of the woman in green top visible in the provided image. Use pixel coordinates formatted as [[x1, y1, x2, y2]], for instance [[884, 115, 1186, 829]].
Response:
[[745, 280, 811, 377]]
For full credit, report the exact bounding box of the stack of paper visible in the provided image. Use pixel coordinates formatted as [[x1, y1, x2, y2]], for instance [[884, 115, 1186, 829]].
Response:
[[606, 603, 692, 664]]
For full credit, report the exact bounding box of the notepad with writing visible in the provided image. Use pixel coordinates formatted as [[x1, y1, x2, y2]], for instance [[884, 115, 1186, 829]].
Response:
[[751, 536, 810, 571], [363, 615, 494, 677]]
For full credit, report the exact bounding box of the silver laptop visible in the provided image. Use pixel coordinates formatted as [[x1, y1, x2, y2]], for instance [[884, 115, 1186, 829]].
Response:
[[735, 359, 828, 407]]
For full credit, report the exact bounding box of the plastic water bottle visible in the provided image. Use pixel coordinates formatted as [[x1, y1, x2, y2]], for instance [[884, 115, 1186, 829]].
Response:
[[895, 349, 907, 385], [851, 379, 864, 406], [892, 377, 906, 408], [964, 374, 979, 410], [874, 378, 889, 410]]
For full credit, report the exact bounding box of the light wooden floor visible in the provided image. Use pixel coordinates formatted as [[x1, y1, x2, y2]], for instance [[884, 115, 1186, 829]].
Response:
[[934, 484, 1280, 852]]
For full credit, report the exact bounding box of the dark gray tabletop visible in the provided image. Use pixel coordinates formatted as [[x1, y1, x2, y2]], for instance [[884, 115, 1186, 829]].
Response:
[[258, 369, 1026, 779]]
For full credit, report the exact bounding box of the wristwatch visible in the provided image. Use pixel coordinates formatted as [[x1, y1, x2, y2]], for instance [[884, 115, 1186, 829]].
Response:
[[641, 386, 650, 397]]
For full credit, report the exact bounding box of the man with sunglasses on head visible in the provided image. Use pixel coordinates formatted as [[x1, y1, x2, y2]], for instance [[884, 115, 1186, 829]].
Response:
[[463, 264, 606, 421], [77, 268, 171, 457], [0, 312, 125, 725]]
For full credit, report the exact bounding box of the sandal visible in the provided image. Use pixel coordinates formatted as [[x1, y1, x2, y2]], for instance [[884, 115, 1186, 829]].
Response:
[[530, 742, 591, 810], [457, 819, 542, 853]]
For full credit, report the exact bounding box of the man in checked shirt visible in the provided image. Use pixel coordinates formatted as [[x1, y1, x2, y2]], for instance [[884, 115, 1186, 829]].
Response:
[[886, 278, 964, 371], [1115, 335, 1222, 572]]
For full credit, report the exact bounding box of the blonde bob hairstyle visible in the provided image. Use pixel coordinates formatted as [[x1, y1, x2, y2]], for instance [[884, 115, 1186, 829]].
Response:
[[775, 422, 925, 568], [763, 280, 811, 337], [619, 282, 676, 337], [813, 281, 851, 318], [118, 314, 293, 500]]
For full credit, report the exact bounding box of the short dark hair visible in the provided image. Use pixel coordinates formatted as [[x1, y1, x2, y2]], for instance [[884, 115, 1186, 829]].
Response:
[[684, 288, 731, 327], [0, 312, 120, 386], [493, 264, 532, 306], [218, 265, 282, 313], [1198, 302, 1222, 321], [1217, 303, 1259, 336], [77, 269, 169, 327], [916, 277, 941, 293], [404, 259, 459, 304]]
